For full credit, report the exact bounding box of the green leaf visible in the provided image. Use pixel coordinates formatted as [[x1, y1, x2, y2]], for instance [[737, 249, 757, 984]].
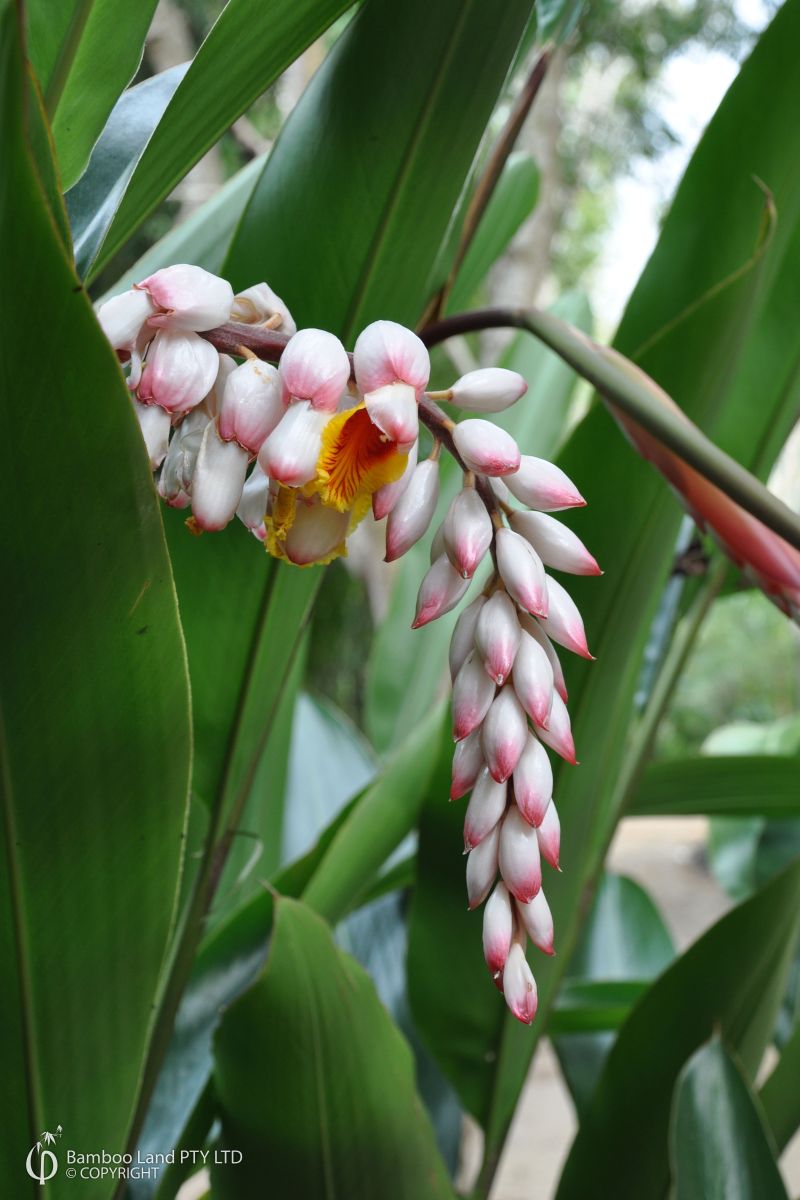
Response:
[[42, 0, 159, 190], [631, 756, 800, 818], [535, 0, 586, 44], [670, 1040, 788, 1200], [760, 1019, 800, 1152], [553, 873, 674, 1115], [555, 859, 800, 1199], [84, 0, 357, 280], [212, 897, 454, 1199], [0, 8, 191, 1194], [472, 1, 800, 1174], [224, 0, 537, 332], [549, 980, 649, 1035], [445, 152, 539, 313]]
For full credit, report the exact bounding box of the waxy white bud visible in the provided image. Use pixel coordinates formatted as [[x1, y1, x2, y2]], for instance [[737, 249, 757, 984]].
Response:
[[236, 464, 270, 538], [505, 455, 585, 511], [483, 883, 514, 973], [412, 554, 470, 628], [364, 382, 419, 452], [191, 421, 249, 531], [133, 399, 170, 470], [512, 630, 554, 728], [516, 890, 554, 955], [535, 691, 577, 765], [158, 408, 209, 506], [466, 823, 500, 909], [279, 328, 350, 412], [482, 686, 528, 783], [509, 510, 601, 576], [474, 591, 521, 685], [499, 805, 542, 903], [464, 768, 508, 851], [520, 615, 568, 703], [138, 330, 220, 415], [502, 941, 538, 1024], [496, 528, 548, 617], [385, 459, 439, 561], [452, 651, 496, 741], [258, 401, 331, 487], [450, 729, 484, 800], [537, 801, 561, 870], [354, 319, 430, 394], [512, 734, 553, 828], [219, 358, 283, 454], [230, 282, 296, 335], [450, 367, 527, 413], [449, 595, 487, 682], [452, 420, 521, 477], [138, 264, 234, 332], [539, 576, 593, 660], [373, 440, 418, 520], [97, 287, 155, 350], [444, 486, 493, 578]]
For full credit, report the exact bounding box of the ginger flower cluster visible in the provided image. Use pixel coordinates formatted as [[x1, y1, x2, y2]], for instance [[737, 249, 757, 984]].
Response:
[[97, 263, 600, 1025]]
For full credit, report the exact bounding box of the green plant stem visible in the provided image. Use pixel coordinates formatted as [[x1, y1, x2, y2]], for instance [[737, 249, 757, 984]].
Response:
[[420, 306, 800, 554], [44, 0, 94, 117]]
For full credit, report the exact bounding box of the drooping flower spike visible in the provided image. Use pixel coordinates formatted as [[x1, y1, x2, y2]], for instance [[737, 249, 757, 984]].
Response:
[[96, 266, 599, 1025]]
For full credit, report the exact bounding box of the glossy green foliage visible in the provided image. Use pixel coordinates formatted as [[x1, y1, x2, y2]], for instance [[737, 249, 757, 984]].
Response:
[[0, 9, 191, 1194], [671, 1041, 788, 1200]]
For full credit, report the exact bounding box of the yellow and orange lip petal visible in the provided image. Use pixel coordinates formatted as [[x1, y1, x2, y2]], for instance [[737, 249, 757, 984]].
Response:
[[315, 403, 407, 512]]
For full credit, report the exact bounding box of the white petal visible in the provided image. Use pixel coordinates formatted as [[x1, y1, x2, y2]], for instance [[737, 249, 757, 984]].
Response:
[[258, 401, 330, 487], [451, 367, 527, 413], [354, 319, 430, 394], [466, 823, 500, 909], [512, 733, 553, 827], [450, 728, 484, 800], [139, 264, 234, 332], [133, 400, 170, 470], [284, 498, 349, 565], [97, 288, 155, 350], [452, 651, 496, 741], [237, 463, 270, 533], [483, 883, 514, 972], [537, 802, 561, 870], [538, 575, 592, 659], [516, 889, 554, 955], [191, 421, 249, 531], [535, 691, 577, 764], [279, 328, 350, 412], [512, 630, 554, 727], [464, 768, 508, 850], [219, 358, 283, 453], [137, 330, 220, 415], [158, 408, 210, 503], [482, 687, 528, 783], [364, 382, 419, 451]]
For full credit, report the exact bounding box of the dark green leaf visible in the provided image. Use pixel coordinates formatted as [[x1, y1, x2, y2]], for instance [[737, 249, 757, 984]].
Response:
[[632, 756, 800, 818], [670, 1040, 787, 1200], [555, 859, 800, 1199], [86, 0, 357, 280], [0, 9, 191, 1195], [760, 1020, 800, 1152], [549, 980, 649, 1034], [212, 898, 454, 1198]]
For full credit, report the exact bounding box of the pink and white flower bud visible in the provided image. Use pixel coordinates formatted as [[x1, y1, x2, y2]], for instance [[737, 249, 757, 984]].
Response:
[[513, 734, 553, 828], [97, 287, 155, 350], [496, 528, 548, 617], [464, 768, 508, 850], [429, 520, 446, 565], [535, 691, 577, 765], [452, 651, 496, 741], [219, 358, 283, 454], [230, 282, 296, 335], [450, 367, 528, 413], [512, 630, 554, 727], [353, 319, 430, 394], [191, 421, 249, 531], [236, 464, 270, 538], [475, 591, 521, 685], [466, 823, 500, 909], [202, 353, 236, 419], [499, 805, 542, 903], [516, 890, 554, 955], [284, 498, 350, 566], [505, 455, 586, 511], [158, 408, 209, 505], [137, 330, 220, 415], [538, 576, 593, 660], [537, 801, 561, 870], [373, 440, 418, 520], [483, 883, 514, 973], [138, 264, 234, 332], [385, 459, 439, 561], [258, 401, 331, 488], [279, 328, 351, 412], [521, 615, 568, 702], [444, 487, 493, 578], [412, 554, 470, 628], [509, 510, 601, 576], [452, 420, 521, 477], [482, 687, 528, 783], [502, 941, 538, 1024], [449, 595, 487, 682], [364, 383, 419, 452], [133, 399, 170, 469], [450, 729, 484, 800]]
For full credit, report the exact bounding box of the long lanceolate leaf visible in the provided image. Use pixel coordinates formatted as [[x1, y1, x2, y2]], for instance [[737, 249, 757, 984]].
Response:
[[0, 8, 191, 1195]]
